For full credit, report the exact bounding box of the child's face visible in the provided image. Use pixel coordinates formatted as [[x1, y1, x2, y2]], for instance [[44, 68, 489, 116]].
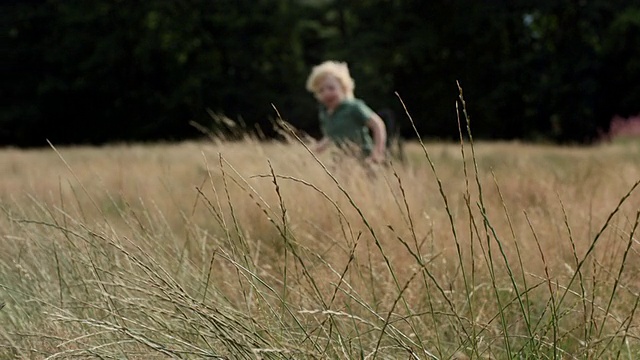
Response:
[[315, 75, 346, 109]]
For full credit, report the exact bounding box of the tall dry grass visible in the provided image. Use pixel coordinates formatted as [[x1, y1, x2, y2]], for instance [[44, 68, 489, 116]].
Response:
[[1, 112, 640, 358]]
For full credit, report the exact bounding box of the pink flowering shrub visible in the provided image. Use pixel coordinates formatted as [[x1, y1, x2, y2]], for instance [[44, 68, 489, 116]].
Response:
[[601, 114, 640, 142]]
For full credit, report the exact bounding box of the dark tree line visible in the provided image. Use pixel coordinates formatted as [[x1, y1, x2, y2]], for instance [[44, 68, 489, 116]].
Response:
[[3, 0, 639, 146]]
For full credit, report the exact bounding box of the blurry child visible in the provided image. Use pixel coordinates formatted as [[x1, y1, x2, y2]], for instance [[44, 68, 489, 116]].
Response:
[[305, 61, 387, 163]]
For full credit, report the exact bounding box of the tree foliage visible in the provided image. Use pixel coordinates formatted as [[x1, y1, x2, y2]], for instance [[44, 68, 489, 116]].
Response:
[[3, 0, 639, 146]]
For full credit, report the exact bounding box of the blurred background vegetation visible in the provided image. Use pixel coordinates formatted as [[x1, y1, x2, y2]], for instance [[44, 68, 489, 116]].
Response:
[[3, 0, 640, 146]]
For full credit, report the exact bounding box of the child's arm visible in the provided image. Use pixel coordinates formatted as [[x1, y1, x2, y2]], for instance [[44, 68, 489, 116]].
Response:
[[312, 136, 331, 153], [366, 114, 387, 163]]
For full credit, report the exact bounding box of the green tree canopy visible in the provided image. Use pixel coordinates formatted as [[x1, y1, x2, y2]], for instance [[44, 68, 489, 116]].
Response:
[[2, 0, 639, 146]]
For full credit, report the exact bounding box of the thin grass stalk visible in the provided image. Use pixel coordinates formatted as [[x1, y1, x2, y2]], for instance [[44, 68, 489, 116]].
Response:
[[325, 237, 362, 356], [491, 171, 539, 355], [326, 236, 360, 311], [597, 210, 640, 357], [47, 141, 117, 237], [272, 110, 432, 348], [455, 100, 479, 355], [372, 265, 429, 360], [614, 291, 640, 360], [587, 255, 599, 355], [456, 82, 514, 356], [525, 211, 559, 358], [202, 248, 218, 304], [385, 162, 417, 231], [476, 202, 536, 355], [55, 178, 66, 308], [249, 174, 356, 247], [216, 153, 266, 335], [218, 153, 253, 262], [267, 160, 292, 331], [219, 157, 328, 311], [216, 250, 315, 349], [201, 152, 233, 237], [29, 204, 131, 358], [388, 166, 442, 357], [394, 93, 472, 346], [385, 225, 445, 357], [556, 193, 591, 350], [556, 180, 640, 311], [272, 116, 399, 287], [217, 155, 346, 355]]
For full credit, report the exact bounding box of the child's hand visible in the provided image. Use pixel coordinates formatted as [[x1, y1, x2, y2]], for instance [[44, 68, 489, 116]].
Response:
[[312, 137, 331, 153], [365, 151, 385, 164]]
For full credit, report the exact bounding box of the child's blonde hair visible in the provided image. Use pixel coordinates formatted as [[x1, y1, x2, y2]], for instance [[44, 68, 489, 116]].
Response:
[[306, 61, 355, 99]]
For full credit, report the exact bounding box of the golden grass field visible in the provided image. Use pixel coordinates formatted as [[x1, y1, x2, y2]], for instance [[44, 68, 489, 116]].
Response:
[[1, 136, 639, 359]]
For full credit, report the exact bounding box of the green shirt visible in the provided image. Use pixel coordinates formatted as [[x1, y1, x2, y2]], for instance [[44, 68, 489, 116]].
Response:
[[319, 98, 374, 155]]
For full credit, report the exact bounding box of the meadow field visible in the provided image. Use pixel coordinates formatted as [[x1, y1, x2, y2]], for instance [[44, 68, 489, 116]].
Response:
[[1, 133, 639, 359]]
